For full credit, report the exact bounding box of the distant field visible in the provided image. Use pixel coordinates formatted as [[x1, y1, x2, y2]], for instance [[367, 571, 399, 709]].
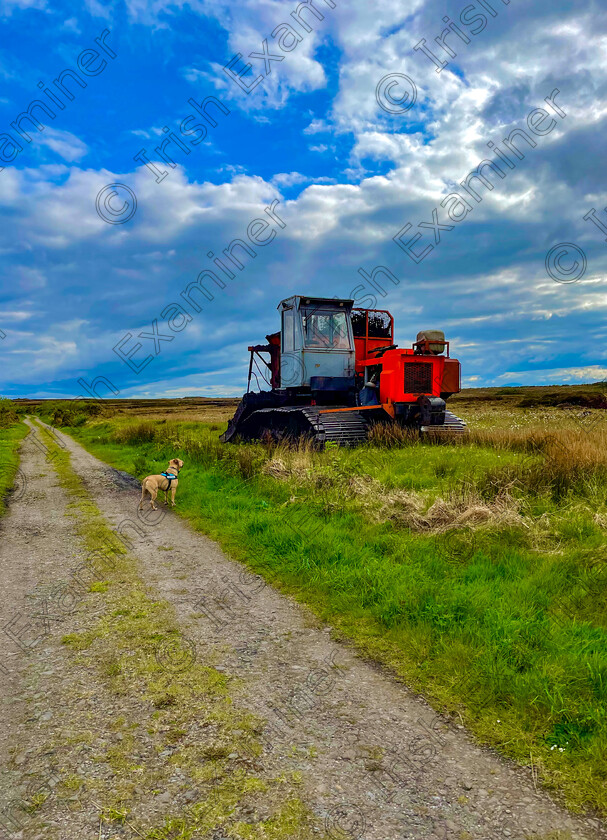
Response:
[[13, 396, 241, 424], [12, 380, 607, 426], [6, 384, 607, 816]]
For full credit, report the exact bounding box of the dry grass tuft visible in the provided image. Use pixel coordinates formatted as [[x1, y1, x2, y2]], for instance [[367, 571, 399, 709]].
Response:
[[366, 422, 420, 448], [263, 448, 525, 534], [262, 457, 292, 480], [593, 512, 607, 530], [379, 487, 524, 533], [471, 424, 607, 465], [261, 441, 320, 483]]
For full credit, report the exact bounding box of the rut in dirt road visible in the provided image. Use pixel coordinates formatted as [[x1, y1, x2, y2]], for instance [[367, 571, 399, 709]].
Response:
[[1, 419, 606, 840]]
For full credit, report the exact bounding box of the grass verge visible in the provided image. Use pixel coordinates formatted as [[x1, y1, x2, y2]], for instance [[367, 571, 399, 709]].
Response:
[[0, 417, 28, 516]]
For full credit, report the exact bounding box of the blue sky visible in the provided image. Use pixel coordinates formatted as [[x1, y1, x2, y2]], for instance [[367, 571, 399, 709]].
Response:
[[1, 0, 606, 399]]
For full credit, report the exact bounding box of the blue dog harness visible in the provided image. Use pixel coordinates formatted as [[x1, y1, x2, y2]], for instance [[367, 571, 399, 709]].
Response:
[[161, 472, 177, 488]]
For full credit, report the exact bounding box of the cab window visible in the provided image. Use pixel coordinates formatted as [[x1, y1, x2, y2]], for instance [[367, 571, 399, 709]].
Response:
[[302, 311, 351, 349], [282, 308, 295, 351]]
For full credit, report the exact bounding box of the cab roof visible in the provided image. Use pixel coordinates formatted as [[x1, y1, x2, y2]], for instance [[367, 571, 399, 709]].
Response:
[[278, 296, 354, 311]]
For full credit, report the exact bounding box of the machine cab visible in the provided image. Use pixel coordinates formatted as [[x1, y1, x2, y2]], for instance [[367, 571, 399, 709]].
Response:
[[278, 296, 356, 391], [222, 295, 466, 445]]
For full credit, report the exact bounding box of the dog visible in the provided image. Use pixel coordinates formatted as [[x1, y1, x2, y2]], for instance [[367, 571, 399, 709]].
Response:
[[139, 458, 184, 511]]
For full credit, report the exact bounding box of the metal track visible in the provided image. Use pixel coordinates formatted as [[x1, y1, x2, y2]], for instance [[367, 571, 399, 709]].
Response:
[[233, 405, 372, 447], [420, 409, 468, 436], [225, 402, 467, 446], [310, 409, 371, 446]]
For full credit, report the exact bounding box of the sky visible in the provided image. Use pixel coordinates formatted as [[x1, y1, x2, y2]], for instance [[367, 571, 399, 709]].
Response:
[[1, 0, 606, 399]]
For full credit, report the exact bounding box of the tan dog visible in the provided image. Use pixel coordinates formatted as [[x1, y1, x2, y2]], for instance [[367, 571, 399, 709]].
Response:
[[139, 458, 184, 511]]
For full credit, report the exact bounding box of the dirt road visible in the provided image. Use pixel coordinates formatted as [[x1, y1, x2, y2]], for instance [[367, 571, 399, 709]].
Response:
[[0, 420, 605, 840]]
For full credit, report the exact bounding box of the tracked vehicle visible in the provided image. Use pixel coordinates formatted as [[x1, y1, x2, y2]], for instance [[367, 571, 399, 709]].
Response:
[[221, 296, 467, 446]]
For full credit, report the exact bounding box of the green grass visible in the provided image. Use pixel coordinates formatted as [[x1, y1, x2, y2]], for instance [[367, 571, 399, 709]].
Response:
[[0, 419, 28, 515], [61, 416, 607, 817]]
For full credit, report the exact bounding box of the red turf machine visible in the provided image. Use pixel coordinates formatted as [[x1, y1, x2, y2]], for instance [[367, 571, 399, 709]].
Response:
[[221, 296, 466, 446]]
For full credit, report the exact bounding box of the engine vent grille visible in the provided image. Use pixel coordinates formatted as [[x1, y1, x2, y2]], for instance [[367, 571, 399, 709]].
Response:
[[404, 362, 432, 394]]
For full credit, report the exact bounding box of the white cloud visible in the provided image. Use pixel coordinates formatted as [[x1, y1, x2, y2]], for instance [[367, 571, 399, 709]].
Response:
[[272, 171, 309, 187], [303, 118, 328, 134], [497, 366, 607, 385], [0, 309, 35, 321], [15, 266, 47, 290], [36, 129, 89, 162], [0, 0, 45, 14]]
